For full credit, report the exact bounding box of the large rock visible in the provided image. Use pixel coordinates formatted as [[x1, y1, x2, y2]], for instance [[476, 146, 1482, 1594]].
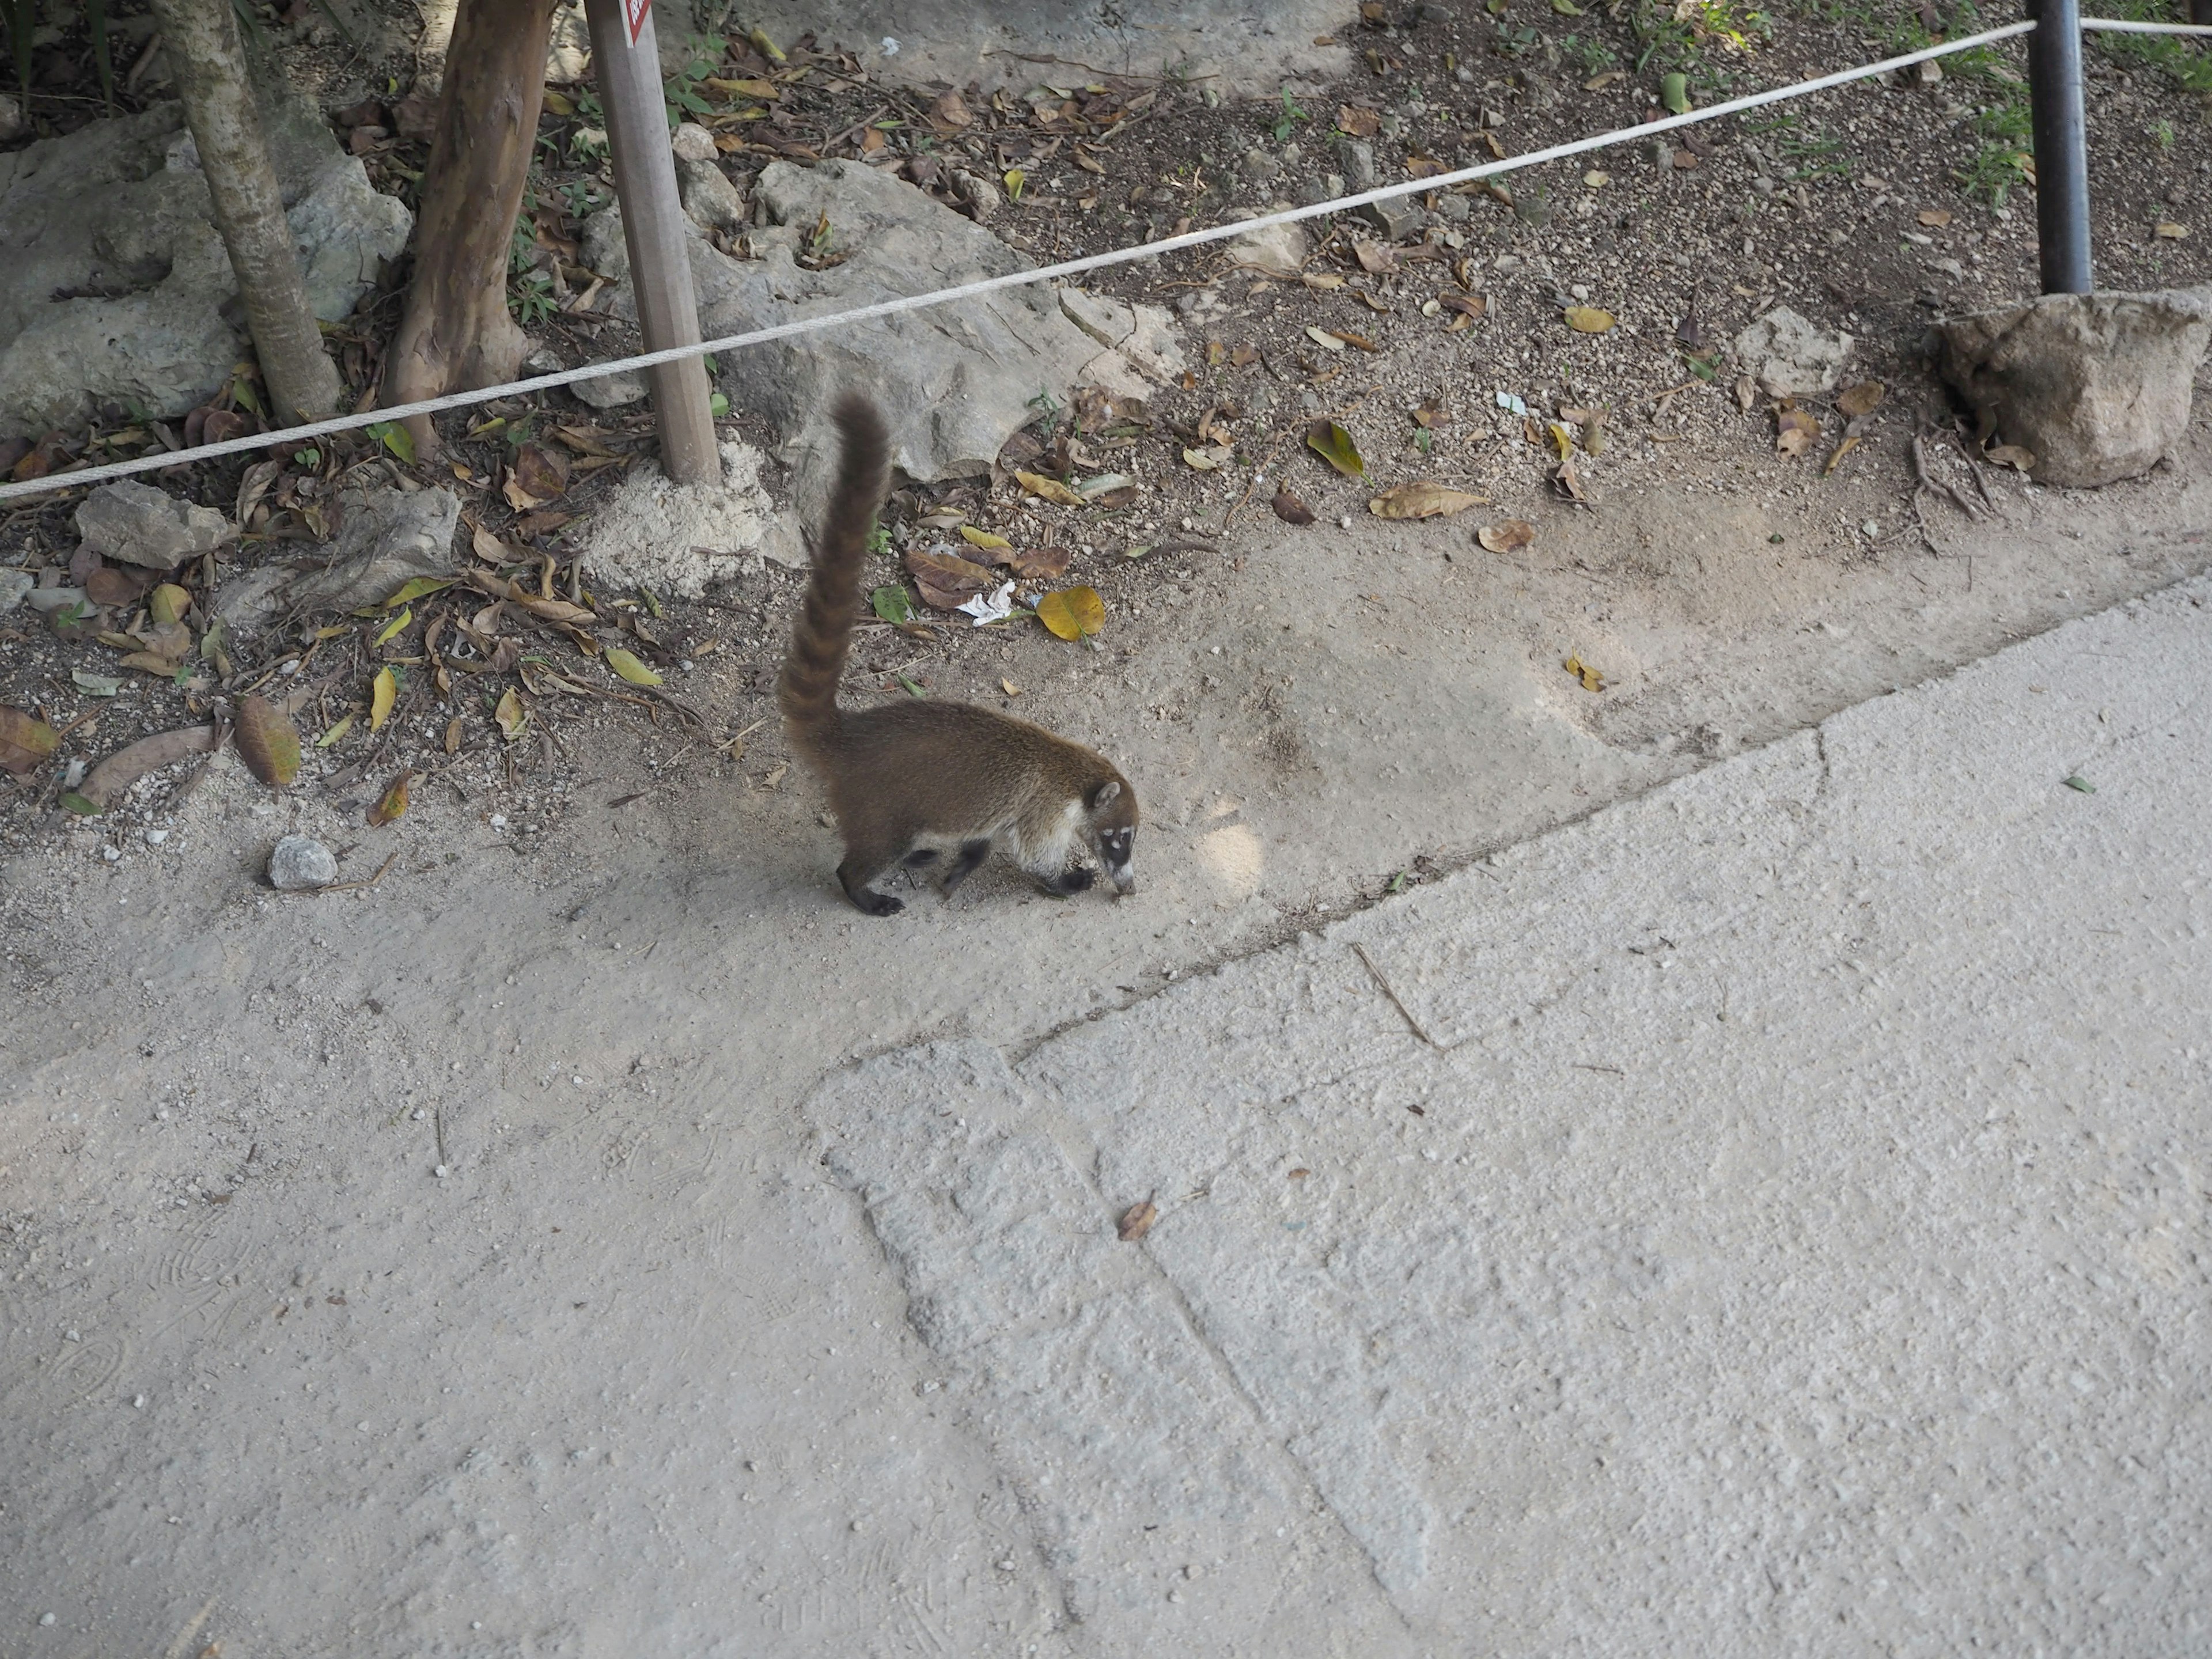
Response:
[[74, 480, 234, 569], [285, 485, 462, 613], [1224, 216, 1309, 280], [588, 160, 1166, 563], [1733, 305, 1853, 399], [1940, 287, 2212, 488], [0, 86, 410, 435], [741, 0, 1348, 95]]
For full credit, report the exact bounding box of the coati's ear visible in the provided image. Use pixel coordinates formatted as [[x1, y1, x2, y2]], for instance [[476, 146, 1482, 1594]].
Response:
[[1089, 779, 1122, 810]]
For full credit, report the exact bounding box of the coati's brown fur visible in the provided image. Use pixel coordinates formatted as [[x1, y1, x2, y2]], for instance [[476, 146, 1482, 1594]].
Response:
[[780, 394, 1141, 916]]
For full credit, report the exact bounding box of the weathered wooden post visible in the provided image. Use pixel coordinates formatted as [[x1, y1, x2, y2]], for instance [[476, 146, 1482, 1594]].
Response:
[[580, 0, 721, 484]]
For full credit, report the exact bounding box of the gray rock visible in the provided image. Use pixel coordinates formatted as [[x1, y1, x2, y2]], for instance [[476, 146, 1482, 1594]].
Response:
[[948, 168, 999, 218], [285, 485, 462, 613], [677, 156, 749, 233], [1240, 149, 1282, 184], [1733, 305, 1854, 398], [0, 567, 32, 615], [573, 368, 648, 410], [587, 160, 1128, 563], [741, 0, 1349, 97], [267, 834, 338, 891], [25, 586, 86, 613], [0, 92, 24, 144], [1338, 139, 1378, 191], [1361, 197, 1425, 242], [1941, 287, 2212, 488], [74, 480, 235, 569], [670, 122, 717, 163], [0, 85, 410, 433], [1432, 191, 1471, 225], [1224, 216, 1308, 279]]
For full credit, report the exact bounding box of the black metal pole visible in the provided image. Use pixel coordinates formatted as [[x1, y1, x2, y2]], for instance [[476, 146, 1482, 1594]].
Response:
[[2026, 0, 2093, 294]]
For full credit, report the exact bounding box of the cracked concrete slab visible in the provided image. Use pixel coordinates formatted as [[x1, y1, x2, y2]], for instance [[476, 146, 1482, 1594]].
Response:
[[808, 573, 2212, 1652]]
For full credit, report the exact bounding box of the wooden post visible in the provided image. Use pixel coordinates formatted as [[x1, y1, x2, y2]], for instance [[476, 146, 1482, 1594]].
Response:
[[581, 0, 720, 485]]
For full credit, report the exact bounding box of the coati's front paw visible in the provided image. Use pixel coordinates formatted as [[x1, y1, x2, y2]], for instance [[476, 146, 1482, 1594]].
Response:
[[853, 889, 906, 916], [1057, 866, 1096, 894]]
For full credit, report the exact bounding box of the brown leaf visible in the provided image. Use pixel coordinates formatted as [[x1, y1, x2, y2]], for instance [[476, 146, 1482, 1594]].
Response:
[[1014, 469, 1086, 507], [931, 89, 972, 128], [0, 707, 60, 776], [368, 771, 414, 827], [1478, 519, 1535, 553], [1272, 486, 1316, 525], [80, 725, 218, 808], [1775, 407, 1820, 459], [1118, 1199, 1159, 1241], [1733, 374, 1759, 414], [1369, 480, 1489, 519], [1562, 653, 1607, 692], [1823, 434, 1863, 475], [1411, 403, 1450, 429], [1008, 546, 1072, 582], [1352, 239, 1398, 275], [1230, 344, 1262, 367], [1337, 103, 1380, 138], [1835, 380, 1886, 419], [85, 566, 143, 608], [468, 569, 596, 626], [1440, 290, 1487, 320], [234, 695, 302, 787], [1917, 207, 1953, 228], [503, 443, 571, 510], [1984, 442, 2036, 471], [904, 546, 994, 609]]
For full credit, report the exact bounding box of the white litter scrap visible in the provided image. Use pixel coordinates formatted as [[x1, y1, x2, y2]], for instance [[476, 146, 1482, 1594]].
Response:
[[956, 580, 1016, 627]]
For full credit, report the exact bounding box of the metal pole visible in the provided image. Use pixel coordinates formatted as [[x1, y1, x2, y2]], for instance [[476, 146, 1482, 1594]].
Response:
[[2026, 0, 2093, 294], [579, 0, 721, 484]]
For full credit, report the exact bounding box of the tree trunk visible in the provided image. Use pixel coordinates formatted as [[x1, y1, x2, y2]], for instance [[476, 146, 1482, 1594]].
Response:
[[384, 0, 560, 457], [146, 0, 340, 427]]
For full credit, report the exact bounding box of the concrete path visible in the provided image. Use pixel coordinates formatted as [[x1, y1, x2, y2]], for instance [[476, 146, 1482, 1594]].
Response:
[[808, 571, 2212, 1656]]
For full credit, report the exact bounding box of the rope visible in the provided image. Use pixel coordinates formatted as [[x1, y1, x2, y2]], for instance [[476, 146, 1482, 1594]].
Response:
[[2079, 14, 2212, 32], [0, 20, 2039, 509]]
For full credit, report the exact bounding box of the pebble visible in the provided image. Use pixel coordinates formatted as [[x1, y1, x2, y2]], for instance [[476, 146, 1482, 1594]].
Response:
[[144, 828, 168, 844], [100, 846, 121, 863], [434, 1164, 449, 1179], [39, 1612, 55, 1626], [267, 835, 338, 891], [132, 1395, 146, 1408]]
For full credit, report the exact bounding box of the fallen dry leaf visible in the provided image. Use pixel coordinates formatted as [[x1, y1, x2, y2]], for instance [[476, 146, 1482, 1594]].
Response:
[[1369, 480, 1489, 519], [1775, 406, 1820, 459], [1337, 103, 1380, 138], [0, 707, 59, 776], [2155, 222, 2189, 240], [495, 687, 528, 741], [368, 771, 413, 827], [1478, 519, 1535, 553], [1035, 586, 1105, 641], [1985, 442, 2036, 471], [1014, 469, 1086, 507], [957, 525, 1012, 553], [1918, 207, 1953, 227], [369, 665, 397, 731], [1824, 434, 1863, 475], [233, 695, 301, 787], [1118, 1199, 1159, 1241], [1563, 653, 1607, 692], [85, 566, 141, 608], [1352, 239, 1398, 275], [1306, 418, 1366, 479], [148, 583, 192, 626], [905, 546, 995, 609], [1835, 380, 1886, 419], [81, 725, 219, 809], [1563, 305, 1616, 334], [1182, 444, 1233, 471], [1305, 325, 1347, 353], [1272, 486, 1316, 525], [503, 442, 570, 509], [606, 648, 663, 687], [1411, 403, 1450, 429], [1007, 546, 1073, 582], [1734, 374, 1759, 414]]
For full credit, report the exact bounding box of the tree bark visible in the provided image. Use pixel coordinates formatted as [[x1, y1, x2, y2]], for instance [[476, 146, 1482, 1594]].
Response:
[[146, 0, 340, 427], [384, 0, 561, 456]]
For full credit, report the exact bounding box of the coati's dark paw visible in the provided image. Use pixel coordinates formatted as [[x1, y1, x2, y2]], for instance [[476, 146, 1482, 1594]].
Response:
[[853, 889, 905, 916], [1059, 866, 1096, 893]]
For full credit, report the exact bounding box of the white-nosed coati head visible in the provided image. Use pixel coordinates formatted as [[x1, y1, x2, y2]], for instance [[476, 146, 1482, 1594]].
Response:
[[778, 395, 1141, 916]]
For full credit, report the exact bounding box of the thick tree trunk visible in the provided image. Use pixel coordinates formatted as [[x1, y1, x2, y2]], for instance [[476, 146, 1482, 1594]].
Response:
[[384, 0, 560, 456], [146, 0, 340, 427]]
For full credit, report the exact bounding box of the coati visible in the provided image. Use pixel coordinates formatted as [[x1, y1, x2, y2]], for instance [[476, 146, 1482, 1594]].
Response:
[[779, 394, 1141, 916]]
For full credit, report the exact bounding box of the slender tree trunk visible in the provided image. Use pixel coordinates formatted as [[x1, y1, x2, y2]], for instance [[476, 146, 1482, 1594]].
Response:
[[384, 0, 560, 457], [146, 0, 340, 427]]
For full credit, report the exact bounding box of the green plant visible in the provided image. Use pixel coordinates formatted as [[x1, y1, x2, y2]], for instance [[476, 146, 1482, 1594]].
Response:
[[1271, 87, 1307, 141], [2086, 0, 2212, 94], [865, 521, 892, 555], [509, 270, 557, 325], [1560, 33, 1620, 75], [665, 32, 725, 128]]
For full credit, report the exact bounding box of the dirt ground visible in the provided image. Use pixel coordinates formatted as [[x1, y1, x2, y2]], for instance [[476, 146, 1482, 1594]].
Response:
[[4, 2, 2212, 1653]]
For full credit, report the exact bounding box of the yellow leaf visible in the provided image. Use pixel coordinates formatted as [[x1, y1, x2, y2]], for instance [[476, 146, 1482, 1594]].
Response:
[[541, 88, 576, 115], [148, 583, 191, 625], [315, 713, 354, 749], [1014, 468, 1085, 506], [1836, 380, 1886, 419], [234, 694, 301, 786], [369, 666, 396, 731], [1368, 481, 1490, 519], [2155, 221, 2188, 239], [1300, 272, 1346, 290], [368, 771, 412, 827], [1823, 434, 1863, 475], [1305, 325, 1347, 351], [1035, 586, 1105, 641], [1305, 418, 1366, 479], [959, 525, 1012, 552], [495, 687, 528, 741], [1563, 653, 1607, 692], [1563, 305, 1615, 333], [606, 647, 664, 686], [374, 606, 412, 647], [1001, 677, 1022, 695], [1003, 167, 1025, 200]]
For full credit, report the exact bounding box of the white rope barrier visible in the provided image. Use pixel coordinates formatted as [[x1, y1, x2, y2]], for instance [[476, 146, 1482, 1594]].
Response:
[[0, 18, 2057, 508], [2079, 14, 2212, 32]]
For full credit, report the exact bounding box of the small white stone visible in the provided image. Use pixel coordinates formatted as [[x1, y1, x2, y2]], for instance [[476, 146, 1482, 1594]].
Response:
[[490, 813, 508, 830], [132, 1395, 146, 1408], [411, 1107, 427, 1120], [145, 828, 168, 844], [434, 1165, 449, 1179], [101, 846, 121, 863], [39, 1612, 55, 1626], [267, 835, 338, 891]]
